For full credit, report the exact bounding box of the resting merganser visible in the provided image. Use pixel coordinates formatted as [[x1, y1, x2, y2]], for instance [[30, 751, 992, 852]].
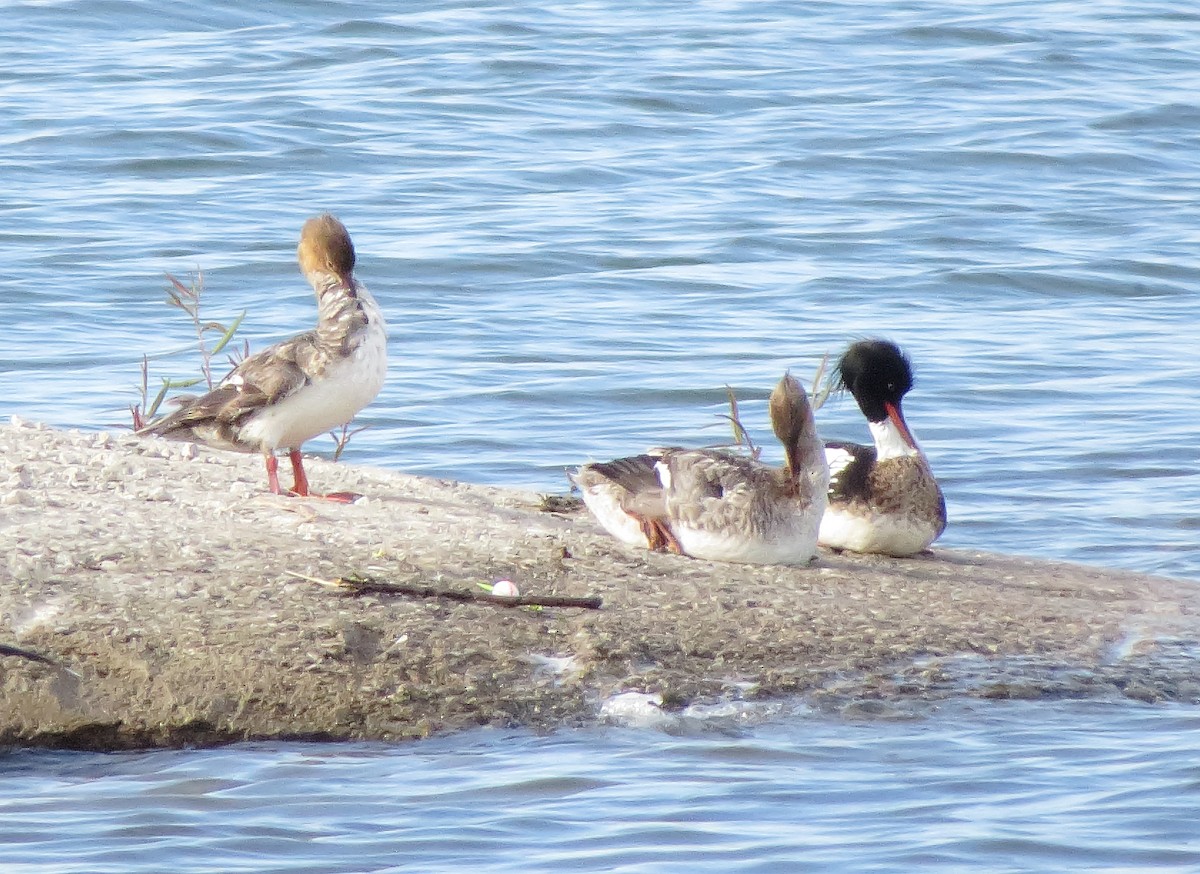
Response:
[[571, 372, 828, 565], [140, 214, 387, 499], [818, 339, 946, 556]]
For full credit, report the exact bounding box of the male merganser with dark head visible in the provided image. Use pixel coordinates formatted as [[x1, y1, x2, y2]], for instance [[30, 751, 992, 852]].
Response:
[[818, 339, 946, 556], [140, 214, 388, 499], [571, 372, 828, 565]]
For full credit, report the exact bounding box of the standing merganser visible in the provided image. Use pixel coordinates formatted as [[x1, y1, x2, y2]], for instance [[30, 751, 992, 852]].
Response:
[[571, 372, 828, 565], [818, 339, 946, 556], [140, 214, 387, 499]]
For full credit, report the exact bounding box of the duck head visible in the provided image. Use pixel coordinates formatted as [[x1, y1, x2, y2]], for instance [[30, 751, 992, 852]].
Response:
[[769, 371, 822, 479], [298, 213, 356, 291], [835, 339, 920, 453]]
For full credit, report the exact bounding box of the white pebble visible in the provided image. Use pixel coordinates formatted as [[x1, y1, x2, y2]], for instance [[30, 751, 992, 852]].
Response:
[[491, 579, 520, 598], [101, 464, 125, 483]]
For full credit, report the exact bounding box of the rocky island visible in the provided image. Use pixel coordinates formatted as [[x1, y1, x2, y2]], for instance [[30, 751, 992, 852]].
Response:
[[2, 419, 1197, 750]]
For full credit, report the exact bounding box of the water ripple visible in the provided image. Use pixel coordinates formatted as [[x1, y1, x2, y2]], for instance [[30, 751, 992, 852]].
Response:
[[3, 8, 1200, 861], [4, 702, 1200, 872]]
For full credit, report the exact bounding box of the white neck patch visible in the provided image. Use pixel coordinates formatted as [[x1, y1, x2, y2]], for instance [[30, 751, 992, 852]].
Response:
[[869, 418, 920, 461]]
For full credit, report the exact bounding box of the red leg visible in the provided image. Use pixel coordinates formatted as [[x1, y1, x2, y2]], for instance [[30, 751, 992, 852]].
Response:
[[287, 448, 360, 503], [659, 521, 685, 555], [265, 455, 283, 495], [288, 448, 311, 497], [637, 515, 684, 555]]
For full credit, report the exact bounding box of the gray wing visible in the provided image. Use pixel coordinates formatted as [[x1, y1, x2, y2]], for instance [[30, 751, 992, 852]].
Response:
[[138, 331, 323, 450], [657, 449, 774, 530]]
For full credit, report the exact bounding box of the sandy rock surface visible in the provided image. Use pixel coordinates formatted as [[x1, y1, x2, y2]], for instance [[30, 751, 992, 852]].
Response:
[[1, 419, 1198, 750]]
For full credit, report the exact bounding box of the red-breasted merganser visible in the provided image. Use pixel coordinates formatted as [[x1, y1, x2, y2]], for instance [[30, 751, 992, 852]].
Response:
[[571, 373, 828, 565], [818, 339, 946, 556], [140, 214, 387, 499]]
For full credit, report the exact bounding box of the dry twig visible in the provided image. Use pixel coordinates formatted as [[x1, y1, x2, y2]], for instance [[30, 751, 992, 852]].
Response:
[[0, 642, 62, 667], [287, 571, 602, 610], [330, 423, 372, 461]]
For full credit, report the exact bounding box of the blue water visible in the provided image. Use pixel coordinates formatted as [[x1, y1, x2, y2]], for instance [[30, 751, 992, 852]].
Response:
[[3, 701, 1200, 873], [3, 0, 1200, 869]]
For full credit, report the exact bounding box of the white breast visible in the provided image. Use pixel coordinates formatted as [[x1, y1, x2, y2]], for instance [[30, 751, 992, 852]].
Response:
[[240, 317, 388, 451], [818, 506, 936, 557], [674, 513, 821, 565]]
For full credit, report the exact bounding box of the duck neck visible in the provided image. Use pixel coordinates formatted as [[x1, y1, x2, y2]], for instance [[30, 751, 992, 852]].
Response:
[[311, 272, 377, 349], [869, 418, 920, 461], [781, 426, 823, 492]]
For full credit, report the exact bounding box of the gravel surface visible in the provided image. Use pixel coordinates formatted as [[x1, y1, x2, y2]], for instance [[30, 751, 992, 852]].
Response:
[[2, 419, 1198, 750]]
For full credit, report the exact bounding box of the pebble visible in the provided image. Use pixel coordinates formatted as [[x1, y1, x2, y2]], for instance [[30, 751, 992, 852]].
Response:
[[2, 489, 32, 506], [491, 579, 520, 598], [5, 466, 32, 489], [101, 464, 126, 483]]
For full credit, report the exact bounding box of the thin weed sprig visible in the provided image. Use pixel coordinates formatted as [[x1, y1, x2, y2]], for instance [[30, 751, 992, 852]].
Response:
[[718, 353, 833, 456], [130, 270, 366, 462], [130, 271, 245, 429]]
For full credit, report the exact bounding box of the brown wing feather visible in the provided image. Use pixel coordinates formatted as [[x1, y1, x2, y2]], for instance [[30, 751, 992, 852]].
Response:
[[579, 454, 667, 519], [228, 331, 320, 403], [585, 454, 661, 492], [139, 332, 321, 451], [825, 442, 947, 540]]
